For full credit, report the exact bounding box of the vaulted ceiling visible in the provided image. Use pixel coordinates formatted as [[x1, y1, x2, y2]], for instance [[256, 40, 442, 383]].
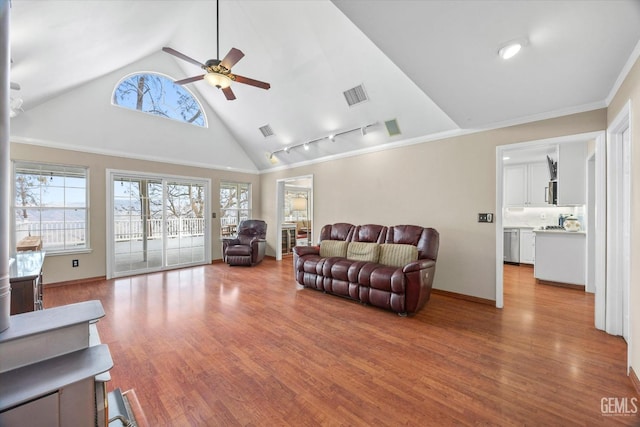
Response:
[[8, 1, 640, 172]]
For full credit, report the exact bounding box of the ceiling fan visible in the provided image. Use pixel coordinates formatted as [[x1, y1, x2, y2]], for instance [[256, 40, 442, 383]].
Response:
[[162, 0, 270, 100]]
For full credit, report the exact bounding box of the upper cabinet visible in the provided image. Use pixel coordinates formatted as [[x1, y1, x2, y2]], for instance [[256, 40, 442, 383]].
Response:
[[504, 162, 549, 207], [557, 141, 587, 206]]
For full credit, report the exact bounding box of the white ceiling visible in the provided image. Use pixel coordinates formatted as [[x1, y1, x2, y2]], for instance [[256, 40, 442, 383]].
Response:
[[8, 0, 640, 172]]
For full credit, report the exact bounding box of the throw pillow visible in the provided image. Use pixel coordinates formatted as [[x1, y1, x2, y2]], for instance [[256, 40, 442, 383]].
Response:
[[346, 242, 380, 263], [379, 243, 418, 267], [319, 240, 349, 258]]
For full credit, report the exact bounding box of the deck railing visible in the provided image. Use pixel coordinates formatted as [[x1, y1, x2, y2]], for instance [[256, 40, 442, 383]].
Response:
[[16, 217, 207, 246]]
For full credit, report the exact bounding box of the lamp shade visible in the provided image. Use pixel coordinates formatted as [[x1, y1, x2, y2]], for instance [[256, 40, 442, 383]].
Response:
[[292, 197, 307, 211], [204, 72, 232, 88]]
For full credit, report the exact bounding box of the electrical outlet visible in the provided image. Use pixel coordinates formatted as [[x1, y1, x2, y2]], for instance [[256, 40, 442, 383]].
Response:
[[478, 213, 494, 223], [72, 259, 79, 268]]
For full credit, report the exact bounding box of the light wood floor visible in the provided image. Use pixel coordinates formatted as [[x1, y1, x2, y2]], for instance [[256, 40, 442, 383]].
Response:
[[44, 260, 638, 426]]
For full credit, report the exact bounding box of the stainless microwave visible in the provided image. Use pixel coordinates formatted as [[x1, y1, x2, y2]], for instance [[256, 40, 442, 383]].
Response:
[[547, 181, 557, 205]]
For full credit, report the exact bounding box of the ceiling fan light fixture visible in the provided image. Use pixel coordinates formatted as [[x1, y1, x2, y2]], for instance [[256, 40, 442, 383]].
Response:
[[204, 72, 232, 89]]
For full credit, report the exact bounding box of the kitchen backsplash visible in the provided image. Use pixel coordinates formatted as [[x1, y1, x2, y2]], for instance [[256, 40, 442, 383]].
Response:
[[503, 206, 585, 228]]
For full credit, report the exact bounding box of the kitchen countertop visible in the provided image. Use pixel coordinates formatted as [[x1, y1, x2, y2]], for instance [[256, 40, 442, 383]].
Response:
[[533, 228, 586, 235]]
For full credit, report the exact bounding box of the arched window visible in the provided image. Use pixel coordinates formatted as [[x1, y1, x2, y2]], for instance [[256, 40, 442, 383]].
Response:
[[112, 72, 207, 127]]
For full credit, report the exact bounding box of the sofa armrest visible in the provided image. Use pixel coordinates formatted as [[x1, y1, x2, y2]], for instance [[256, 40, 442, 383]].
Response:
[[222, 238, 240, 256], [403, 260, 437, 314], [293, 245, 320, 257], [402, 259, 436, 273], [251, 238, 267, 264]]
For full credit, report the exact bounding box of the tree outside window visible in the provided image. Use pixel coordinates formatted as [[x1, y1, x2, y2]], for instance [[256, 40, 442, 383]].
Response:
[[113, 72, 206, 127]]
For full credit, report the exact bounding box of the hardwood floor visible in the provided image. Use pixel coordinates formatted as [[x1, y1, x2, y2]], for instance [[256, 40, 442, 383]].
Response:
[[44, 260, 638, 426]]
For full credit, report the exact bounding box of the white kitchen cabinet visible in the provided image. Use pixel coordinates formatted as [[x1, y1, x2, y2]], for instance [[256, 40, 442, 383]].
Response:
[[519, 229, 535, 264], [504, 162, 550, 207], [557, 141, 587, 206], [534, 230, 586, 285]]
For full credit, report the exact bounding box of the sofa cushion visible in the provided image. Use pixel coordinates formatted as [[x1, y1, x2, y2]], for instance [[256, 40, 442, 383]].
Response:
[[346, 242, 380, 263], [319, 240, 349, 258], [379, 243, 418, 267]]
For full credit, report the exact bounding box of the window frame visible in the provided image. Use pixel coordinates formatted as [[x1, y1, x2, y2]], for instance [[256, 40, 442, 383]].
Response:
[[220, 182, 252, 238], [12, 161, 91, 255], [111, 71, 208, 128]]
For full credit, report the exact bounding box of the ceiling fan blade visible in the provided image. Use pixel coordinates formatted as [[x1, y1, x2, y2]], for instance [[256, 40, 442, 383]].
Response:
[[233, 74, 271, 90], [220, 48, 244, 70], [222, 86, 236, 101], [174, 75, 205, 85], [162, 47, 206, 68], [10, 82, 20, 90]]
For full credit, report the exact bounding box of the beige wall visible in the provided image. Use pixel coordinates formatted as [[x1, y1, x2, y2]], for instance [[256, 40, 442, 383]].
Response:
[[260, 109, 606, 301], [12, 109, 608, 297], [608, 56, 640, 380], [11, 142, 260, 283]]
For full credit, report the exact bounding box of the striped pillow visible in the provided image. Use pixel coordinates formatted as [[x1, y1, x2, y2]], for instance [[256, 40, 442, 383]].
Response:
[[379, 243, 418, 267], [346, 242, 380, 263], [319, 240, 349, 258]]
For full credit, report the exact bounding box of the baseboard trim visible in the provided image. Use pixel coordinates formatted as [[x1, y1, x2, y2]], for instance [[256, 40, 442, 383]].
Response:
[[536, 279, 585, 291], [630, 366, 640, 397], [431, 289, 495, 306], [45, 276, 106, 288]]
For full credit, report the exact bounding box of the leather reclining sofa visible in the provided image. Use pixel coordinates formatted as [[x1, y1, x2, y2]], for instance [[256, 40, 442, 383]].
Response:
[[293, 223, 439, 316]]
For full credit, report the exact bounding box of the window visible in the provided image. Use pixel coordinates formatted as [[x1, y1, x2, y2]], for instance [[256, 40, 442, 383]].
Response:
[[13, 162, 89, 253], [220, 182, 251, 237], [112, 72, 207, 127]]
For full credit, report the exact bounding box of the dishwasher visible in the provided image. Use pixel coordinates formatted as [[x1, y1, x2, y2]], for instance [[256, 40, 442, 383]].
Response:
[[503, 228, 520, 264]]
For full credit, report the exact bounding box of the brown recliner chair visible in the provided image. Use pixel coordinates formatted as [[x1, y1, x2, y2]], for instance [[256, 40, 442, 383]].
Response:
[[222, 220, 267, 266]]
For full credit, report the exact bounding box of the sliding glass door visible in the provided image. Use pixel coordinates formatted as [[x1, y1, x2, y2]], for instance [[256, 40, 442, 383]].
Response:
[[108, 171, 210, 278]]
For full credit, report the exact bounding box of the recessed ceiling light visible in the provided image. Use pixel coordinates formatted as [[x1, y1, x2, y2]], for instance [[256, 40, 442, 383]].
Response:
[[498, 43, 521, 60], [498, 38, 527, 60]]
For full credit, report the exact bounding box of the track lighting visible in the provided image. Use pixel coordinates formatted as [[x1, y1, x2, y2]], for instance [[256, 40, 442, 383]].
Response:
[[267, 122, 377, 160]]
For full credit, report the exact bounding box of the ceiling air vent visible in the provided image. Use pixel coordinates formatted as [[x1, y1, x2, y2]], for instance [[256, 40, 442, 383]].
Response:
[[259, 124, 274, 138], [343, 84, 368, 107], [385, 119, 401, 136]]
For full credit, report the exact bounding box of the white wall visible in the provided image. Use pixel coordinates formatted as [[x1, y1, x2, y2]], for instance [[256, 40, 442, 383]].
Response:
[[10, 52, 258, 173]]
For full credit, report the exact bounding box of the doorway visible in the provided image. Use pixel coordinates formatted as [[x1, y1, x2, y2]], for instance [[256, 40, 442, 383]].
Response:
[[107, 170, 211, 278], [495, 131, 605, 310], [275, 175, 313, 260], [606, 102, 631, 351]]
